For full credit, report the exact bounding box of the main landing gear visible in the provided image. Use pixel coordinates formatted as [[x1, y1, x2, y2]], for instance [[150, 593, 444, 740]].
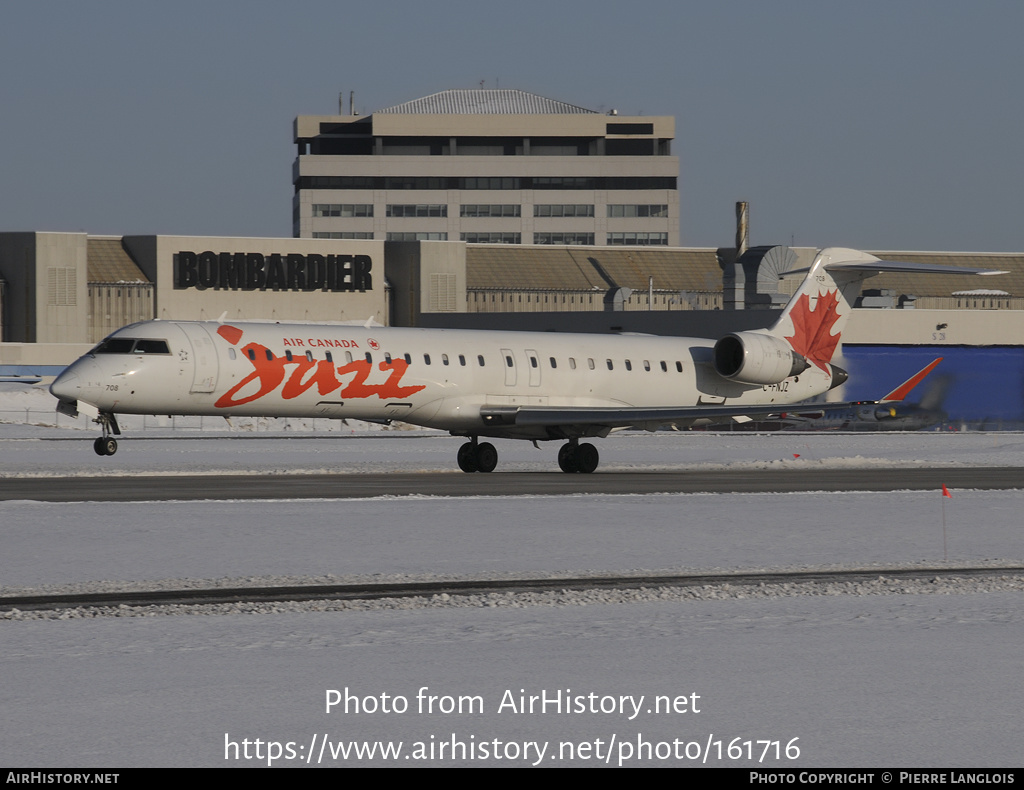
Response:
[[457, 437, 498, 473], [557, 440, 599, 474], [92, 412, 121, 456], [455, 438, 600, 474]]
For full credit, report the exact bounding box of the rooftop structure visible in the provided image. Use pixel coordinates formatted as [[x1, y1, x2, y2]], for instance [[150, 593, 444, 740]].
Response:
[[293, 88, 679, 246]]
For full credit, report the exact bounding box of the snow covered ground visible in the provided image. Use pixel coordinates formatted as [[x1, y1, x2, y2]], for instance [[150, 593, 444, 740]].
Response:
[[1, 382, 1023, 768]]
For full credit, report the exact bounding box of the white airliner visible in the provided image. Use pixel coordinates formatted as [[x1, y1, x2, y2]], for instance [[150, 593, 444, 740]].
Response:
[[48, 248, 1000, 472]]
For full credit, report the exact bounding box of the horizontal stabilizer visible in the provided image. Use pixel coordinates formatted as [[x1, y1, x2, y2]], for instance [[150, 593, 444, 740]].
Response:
[[881, 358, 943, 402], [786, 260, 1007, 277]]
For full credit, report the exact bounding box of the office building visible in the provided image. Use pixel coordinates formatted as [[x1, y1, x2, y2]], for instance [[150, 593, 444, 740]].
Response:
[[293, 89, 679, 246]]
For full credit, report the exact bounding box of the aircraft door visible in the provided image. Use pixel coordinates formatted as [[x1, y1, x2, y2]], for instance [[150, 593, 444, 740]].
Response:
[[178, 323, 220, 393], [501, 348, 516, 386]]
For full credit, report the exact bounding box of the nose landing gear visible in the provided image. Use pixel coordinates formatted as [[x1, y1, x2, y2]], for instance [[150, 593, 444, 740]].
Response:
[[92, 412, 121, 456]]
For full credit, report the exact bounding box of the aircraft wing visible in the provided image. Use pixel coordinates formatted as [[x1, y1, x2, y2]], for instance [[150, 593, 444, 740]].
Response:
[[480, 403, 785, 432]]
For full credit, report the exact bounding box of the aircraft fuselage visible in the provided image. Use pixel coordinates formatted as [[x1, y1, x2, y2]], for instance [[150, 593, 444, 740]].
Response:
[[52, 319, 833, 442]]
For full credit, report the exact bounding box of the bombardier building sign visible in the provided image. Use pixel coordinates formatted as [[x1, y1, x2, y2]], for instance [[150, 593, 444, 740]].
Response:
[[174, 251, 373, 292]]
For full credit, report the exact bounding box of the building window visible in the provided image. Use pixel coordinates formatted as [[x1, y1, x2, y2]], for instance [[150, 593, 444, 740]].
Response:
[[534, 232, 595, 245], [607, 232, 669, 246], [534, 204, 595, 218], [459, 177, 520, 190], [386, 204, 447, 217], [312, 203, 373, 217], [461, 204, 521, 217], [607, 122, 654, 135], [531, 176, 594, 189], [386, 232, 448, 241], [384, 176, 448, 190], [607, 204, 668, 218], [461, 232, 521, 244], [312, 232, 374, 239]]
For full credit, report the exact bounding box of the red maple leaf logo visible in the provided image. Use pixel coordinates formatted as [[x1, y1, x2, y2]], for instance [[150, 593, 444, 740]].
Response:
[[784, 290, 842, 371]]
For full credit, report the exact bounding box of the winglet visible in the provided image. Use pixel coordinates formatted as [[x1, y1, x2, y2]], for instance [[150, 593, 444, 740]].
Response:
[[881, 358, 943, 402]]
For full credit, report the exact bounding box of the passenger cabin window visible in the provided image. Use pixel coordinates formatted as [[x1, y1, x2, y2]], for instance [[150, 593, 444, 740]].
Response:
[[549, 357, 557, 369], [606, 359, 613, 370], [459, 354, 466, 366], [587, 358, 595, 370], [569, 357, 576, 370], [345, 351, 353, 364], [478, 355, 485, 366], [644, 360, 651, 371], [365, 352, 373, 363], [326, 351, 333, 363], [248, 349, 256, 361], [424, 353, 431, 365], [660, 361, 668, 372], [228, 348, 236, 360], [442, 354, 449, 366], [625, 360, 632, 371], [404, 353, 412, 364], [306, 351, 314, 362], [285, 350, 293, 361], [384, 352, 392, 363], [265, 349, 273, 361], [676, 361, 683, 372]]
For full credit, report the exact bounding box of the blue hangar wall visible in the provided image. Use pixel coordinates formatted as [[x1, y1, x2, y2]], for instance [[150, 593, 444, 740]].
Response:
[[840, 346, 1024, 425]]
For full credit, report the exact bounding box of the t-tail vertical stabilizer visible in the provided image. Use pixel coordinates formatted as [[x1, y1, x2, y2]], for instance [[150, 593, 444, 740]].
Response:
[[768, 247, 882, 368], [712, 247, 878, 390]]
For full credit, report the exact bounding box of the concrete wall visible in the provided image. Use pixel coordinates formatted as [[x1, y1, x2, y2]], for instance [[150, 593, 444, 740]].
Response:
[[0, 232, 35, 342], [123, 235, 387, 324], [0, 341, 93, 373], [385, 240, 468, 326], [0, 232, 90, 344]]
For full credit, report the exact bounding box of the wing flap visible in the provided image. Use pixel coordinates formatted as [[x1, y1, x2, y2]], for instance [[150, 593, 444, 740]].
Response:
[[481, 403, 786, 431]]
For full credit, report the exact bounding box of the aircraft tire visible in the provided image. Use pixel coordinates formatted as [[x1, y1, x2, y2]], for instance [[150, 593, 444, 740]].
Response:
[[557, 443, 578, 473], [576, 442, 599, 474], [94, 437, 118, 456], [475, 442, 498, 473], [457, 442, 478, 473]]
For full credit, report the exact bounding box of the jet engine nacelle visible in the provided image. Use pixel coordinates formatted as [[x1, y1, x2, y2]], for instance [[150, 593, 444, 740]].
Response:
[[713, 331, 810, 385]]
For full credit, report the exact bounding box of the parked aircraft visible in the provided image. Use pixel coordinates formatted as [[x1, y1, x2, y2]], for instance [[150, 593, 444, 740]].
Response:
[[728, 358, 949, 432], [49, 248, 1000, 472]]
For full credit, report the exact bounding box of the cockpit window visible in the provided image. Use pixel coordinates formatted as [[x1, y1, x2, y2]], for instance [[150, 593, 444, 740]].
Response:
[[133, 339, 170, 354], [93, 338, 170, 355], [93, 338, 135, 354]]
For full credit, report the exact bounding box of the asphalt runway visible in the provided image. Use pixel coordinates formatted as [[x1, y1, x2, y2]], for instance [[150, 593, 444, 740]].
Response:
[[2, 466, 1021, 502]]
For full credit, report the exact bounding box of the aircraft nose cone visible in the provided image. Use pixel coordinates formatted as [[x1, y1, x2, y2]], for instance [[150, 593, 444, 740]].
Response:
[[49, 370, 80, 402]]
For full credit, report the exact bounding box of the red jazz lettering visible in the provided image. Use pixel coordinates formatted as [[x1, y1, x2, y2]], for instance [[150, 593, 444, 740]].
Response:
[[215, 342, 425, 408]]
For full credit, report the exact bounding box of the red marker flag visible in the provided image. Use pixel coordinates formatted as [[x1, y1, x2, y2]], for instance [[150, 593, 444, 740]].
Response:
[[942, 484, 953, 498]]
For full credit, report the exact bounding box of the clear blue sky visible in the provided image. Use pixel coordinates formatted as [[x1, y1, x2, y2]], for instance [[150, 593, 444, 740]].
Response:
[[2, 0, 1021, 251]]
